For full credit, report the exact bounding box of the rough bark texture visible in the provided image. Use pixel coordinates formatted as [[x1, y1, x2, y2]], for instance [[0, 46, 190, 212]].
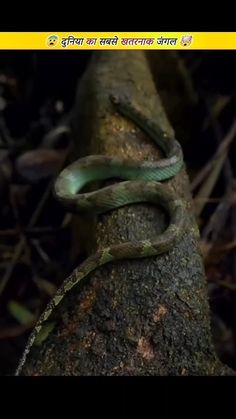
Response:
[[18, 51, 233, 375]]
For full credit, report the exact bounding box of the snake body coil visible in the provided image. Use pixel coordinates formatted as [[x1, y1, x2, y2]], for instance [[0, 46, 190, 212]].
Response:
[[15, 94, 185, 375]]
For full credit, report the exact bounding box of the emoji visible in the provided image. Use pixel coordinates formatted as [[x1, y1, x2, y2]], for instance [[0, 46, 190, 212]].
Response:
[[46, 35, 59, 47], [180, 35, 192, 47]]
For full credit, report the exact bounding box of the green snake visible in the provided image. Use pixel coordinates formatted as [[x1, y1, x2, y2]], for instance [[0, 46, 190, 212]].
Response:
[[15, 93, 185, 375]]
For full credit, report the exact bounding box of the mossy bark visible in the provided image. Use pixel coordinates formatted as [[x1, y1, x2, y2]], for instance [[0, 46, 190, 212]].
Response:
[[17, 51, 233, 375]]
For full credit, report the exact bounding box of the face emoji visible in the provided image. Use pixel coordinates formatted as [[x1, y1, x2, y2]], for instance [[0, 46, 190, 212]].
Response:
[[46, 35, 59, 47], [180, 35, 192, 47]]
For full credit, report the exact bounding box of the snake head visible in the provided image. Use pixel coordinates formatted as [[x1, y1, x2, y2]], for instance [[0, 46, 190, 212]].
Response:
[[109, 93, 120, 106], [109, 92, 133, 115], [109, 91, 133, 105]]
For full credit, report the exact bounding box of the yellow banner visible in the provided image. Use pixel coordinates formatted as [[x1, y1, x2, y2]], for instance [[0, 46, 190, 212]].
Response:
[[0, 32, 235, 50]]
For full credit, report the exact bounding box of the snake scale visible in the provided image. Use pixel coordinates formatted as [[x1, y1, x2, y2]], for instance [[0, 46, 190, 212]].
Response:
[[15, 93, 185, 375]]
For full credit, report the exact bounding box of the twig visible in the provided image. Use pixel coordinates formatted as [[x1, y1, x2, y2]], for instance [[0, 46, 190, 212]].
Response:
[[202, 95, 232, 132], [0, 237, 26, 294], [208, 277, 236, 291], [190, 119, 236, 192], [0, 183, 52, 295], [204, 94, 233, 183], [0, 146, 70, 296], [42, 125, 71, 148], [0, 321, 36, 339], [193, 147, 229, 217], [172, 51, 198, 105], [30, 239, 51, 263], [32, 276, 57, 297], [217, 240, 236, 252], [201, 184, 232, 241], [200, 97, 236, 277], [0, 223, 71, 237], [187, 52, 209, 73]]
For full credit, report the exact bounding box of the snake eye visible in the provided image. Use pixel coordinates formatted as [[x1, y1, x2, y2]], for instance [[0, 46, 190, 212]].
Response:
[[109, 93, 120, 105]]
